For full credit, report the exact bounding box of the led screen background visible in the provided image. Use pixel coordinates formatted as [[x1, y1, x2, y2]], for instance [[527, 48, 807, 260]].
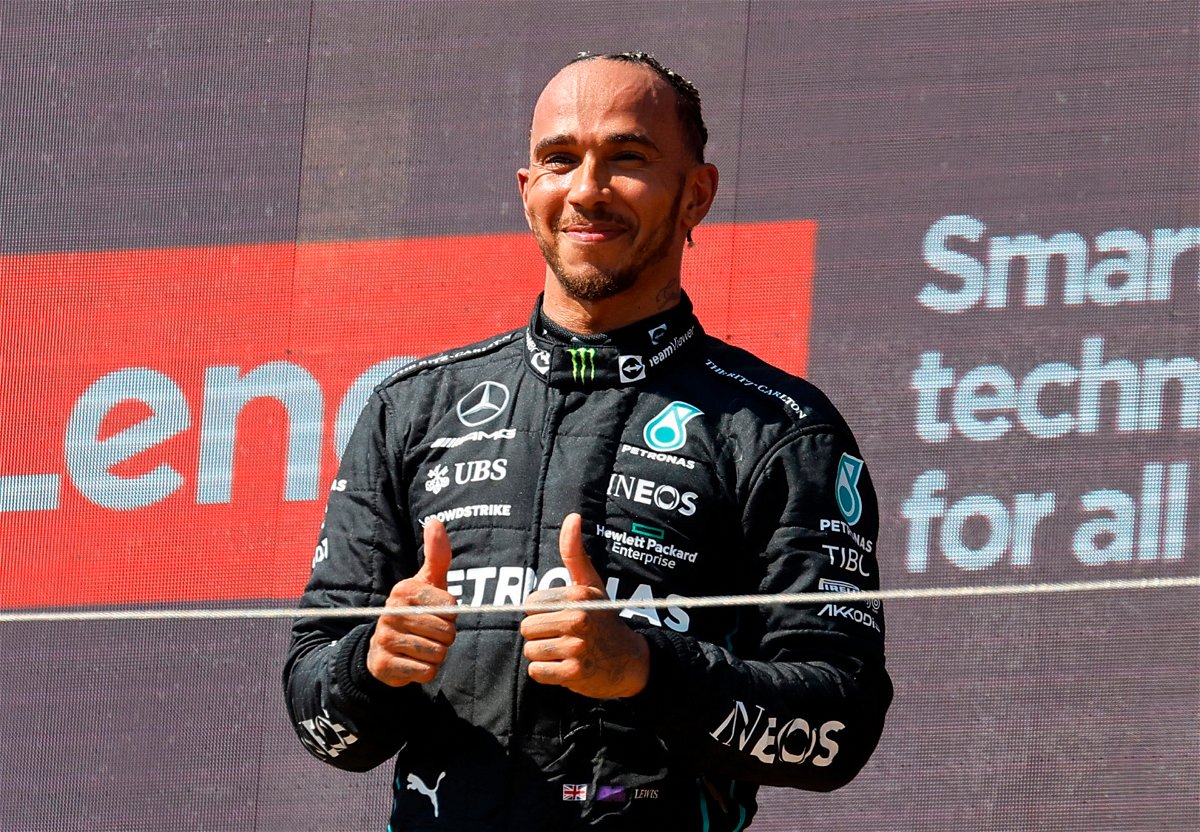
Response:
[[1, 2, 1197, 830]]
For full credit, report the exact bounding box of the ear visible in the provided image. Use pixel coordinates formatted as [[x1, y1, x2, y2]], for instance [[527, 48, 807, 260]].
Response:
[[682, 163, 719, 231], [516, 167, 534, 230]]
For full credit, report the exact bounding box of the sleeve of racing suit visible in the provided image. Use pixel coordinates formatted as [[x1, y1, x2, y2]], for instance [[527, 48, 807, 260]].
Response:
[[282, 391, 431, 773], [628, 426, 892, 791]]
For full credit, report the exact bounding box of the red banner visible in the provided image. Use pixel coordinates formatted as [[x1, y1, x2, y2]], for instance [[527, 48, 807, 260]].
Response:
[[0, 221, 815, 608]]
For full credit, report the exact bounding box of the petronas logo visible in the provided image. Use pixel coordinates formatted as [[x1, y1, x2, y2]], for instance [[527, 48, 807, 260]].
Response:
[[835, 453, 864, 526], [643, 401, 703, 452], [567, 347, 597, 382]]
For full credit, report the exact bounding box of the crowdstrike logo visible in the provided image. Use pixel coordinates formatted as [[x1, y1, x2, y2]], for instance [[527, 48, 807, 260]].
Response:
[[567, 347, 596, 382], [643, 401, 703, 452], [456, 381, 510, 427]]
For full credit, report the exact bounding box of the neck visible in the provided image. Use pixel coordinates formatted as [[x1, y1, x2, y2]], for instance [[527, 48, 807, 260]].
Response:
[[541, 273, 682, 335]]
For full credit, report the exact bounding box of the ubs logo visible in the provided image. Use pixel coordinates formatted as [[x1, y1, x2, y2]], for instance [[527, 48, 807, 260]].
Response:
[[456, 381, 510, 427]]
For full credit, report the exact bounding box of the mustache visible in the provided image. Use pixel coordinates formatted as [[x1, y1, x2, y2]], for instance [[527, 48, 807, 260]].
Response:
[[555, 209, 630, 231]]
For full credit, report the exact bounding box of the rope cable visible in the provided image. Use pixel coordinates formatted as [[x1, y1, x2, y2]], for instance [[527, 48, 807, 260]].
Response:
[[0, 575, 1195, 623]]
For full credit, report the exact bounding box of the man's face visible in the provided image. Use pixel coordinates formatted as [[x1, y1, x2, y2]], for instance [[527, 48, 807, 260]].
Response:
[[518, 60, 702, 301]]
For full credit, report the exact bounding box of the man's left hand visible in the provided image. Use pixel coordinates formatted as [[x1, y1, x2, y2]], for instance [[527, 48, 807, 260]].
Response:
[[520, 513, 650, 699]]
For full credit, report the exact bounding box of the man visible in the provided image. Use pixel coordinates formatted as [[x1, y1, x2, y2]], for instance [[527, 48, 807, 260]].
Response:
[[284, 52, 891, 831]]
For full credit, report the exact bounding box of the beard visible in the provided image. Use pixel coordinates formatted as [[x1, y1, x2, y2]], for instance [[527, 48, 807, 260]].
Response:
[[532, 187, 684, 302]]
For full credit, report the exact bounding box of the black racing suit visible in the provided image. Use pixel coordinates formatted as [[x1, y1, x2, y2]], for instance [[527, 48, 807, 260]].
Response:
[[284, 295, 892, 831]]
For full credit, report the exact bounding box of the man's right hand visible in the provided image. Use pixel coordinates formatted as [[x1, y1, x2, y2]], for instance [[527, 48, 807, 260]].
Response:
[[367, 519, 458, 687]]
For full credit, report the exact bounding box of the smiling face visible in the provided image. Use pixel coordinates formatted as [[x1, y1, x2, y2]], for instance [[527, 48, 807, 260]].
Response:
[[518, 59, 717, 318]]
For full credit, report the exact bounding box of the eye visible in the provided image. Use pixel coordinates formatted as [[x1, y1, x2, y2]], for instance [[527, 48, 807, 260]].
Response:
[[541, 153, 577, 169], [612, 151, 646, 162]]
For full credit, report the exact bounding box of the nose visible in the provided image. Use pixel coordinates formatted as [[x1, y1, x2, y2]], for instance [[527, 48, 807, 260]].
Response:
[[567, 154, 610, 210]]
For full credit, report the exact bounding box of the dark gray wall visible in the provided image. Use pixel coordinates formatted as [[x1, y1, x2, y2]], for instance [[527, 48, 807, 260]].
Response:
[[1, 2, 1197, 829]]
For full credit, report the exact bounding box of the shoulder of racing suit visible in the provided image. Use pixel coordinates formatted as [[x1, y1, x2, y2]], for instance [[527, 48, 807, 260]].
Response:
[[374, 327, 525, 394], [697, 335, 852, 436]]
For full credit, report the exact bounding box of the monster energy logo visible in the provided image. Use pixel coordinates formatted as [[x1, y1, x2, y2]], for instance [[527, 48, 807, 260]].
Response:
[[567, 347, 597, 382]]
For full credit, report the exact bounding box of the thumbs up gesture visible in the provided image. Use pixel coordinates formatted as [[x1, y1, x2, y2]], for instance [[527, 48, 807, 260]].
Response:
[[519, 513, 650, 699], [367, 519, 458, 687]]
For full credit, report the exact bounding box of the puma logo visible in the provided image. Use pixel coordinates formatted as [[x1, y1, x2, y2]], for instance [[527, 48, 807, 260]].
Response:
[[406, 771, 447, 818]]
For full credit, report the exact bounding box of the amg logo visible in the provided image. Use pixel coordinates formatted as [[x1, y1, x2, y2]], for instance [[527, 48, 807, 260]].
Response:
[[709, 701, 843, 767], [432, 429, 516, 448]]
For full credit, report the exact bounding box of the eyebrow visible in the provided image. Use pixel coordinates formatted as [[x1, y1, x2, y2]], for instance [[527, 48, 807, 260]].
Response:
[[532, 132, 660, 156]]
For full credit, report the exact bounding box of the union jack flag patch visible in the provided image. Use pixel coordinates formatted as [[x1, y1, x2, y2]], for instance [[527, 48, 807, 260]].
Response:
[[562, 784, 588, 801]]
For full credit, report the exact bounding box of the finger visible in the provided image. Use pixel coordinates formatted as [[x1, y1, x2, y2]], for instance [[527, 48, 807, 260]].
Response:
[[417, 518, 453, 589], [527, 658, 587, 689], [559, 512, 603, 589], [372, 654, 441, 687], [522, 634, 584, 663], [376, 631, 452, 664], [379, 612, 457, 645], [520, 608, 588, 641]]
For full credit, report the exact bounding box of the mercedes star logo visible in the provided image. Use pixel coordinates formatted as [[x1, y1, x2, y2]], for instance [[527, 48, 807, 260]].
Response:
[[456, 381, 511, 426]]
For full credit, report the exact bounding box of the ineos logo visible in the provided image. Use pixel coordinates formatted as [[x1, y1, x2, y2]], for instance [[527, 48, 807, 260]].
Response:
[[456, 381, 510, 427]]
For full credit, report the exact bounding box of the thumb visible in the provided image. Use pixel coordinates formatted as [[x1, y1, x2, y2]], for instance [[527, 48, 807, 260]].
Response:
[[417, 518, 453, 590], [559, 513, 603, 589]]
